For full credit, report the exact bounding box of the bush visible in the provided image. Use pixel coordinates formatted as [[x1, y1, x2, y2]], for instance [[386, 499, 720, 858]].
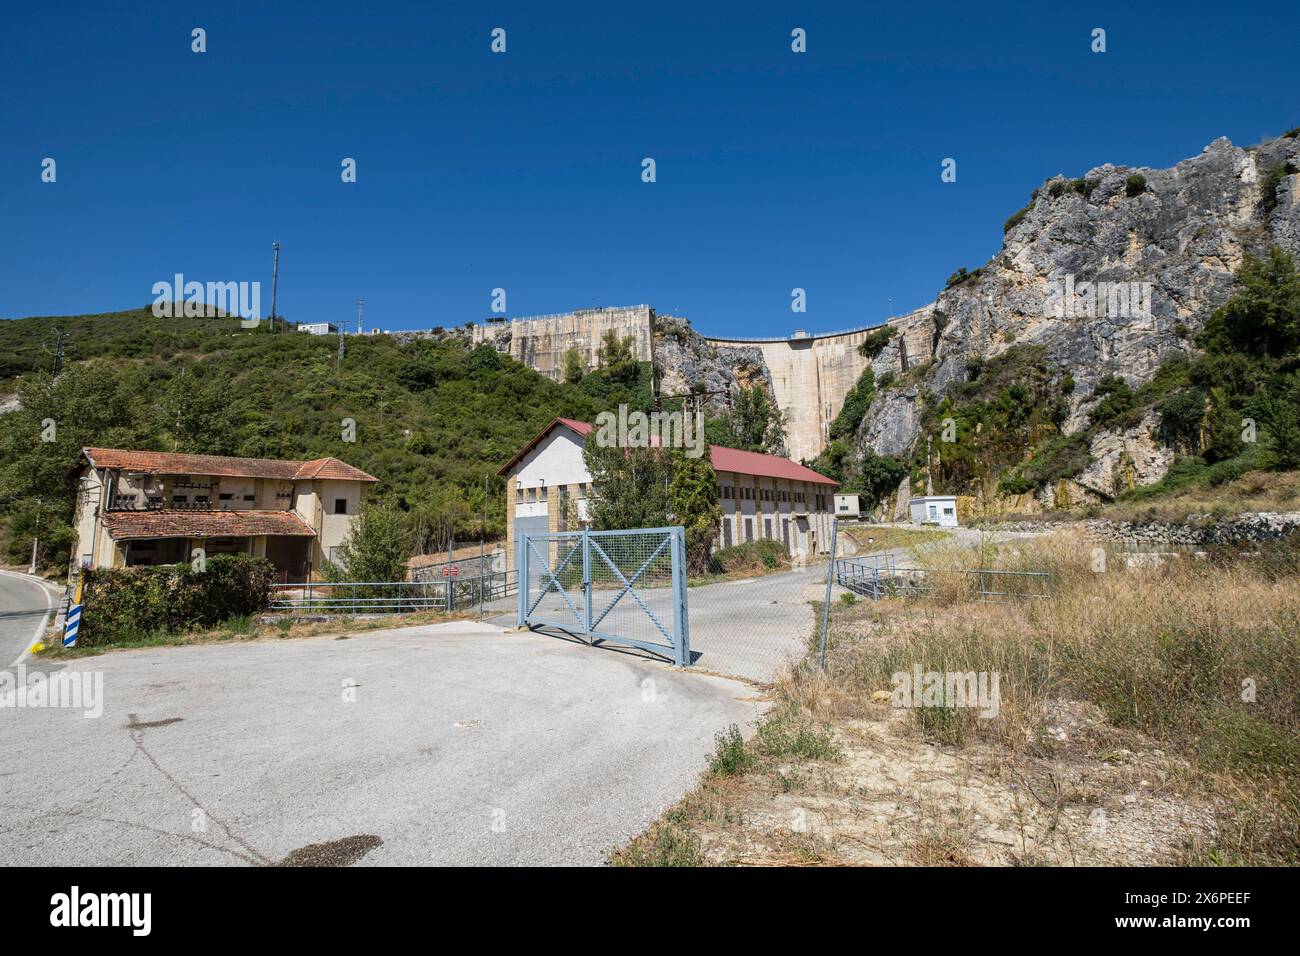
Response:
[[711, 539, 787, 574], [708, 724, 754, 776], [80, 553, 274, 646], [1124, 173, 1147, 197]]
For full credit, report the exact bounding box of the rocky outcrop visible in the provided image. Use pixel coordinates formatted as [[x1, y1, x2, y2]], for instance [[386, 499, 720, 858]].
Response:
[[855, 129, 1300, 483], [1074, 410, 1176, 500], [653, 316, 774, 412]]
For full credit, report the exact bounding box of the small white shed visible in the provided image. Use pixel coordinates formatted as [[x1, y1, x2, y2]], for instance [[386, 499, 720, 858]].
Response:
[[833, 494, 861, 518], [909, 495, 959, 527]]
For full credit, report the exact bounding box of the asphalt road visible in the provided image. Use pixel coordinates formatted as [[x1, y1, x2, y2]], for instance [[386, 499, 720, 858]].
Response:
[[0, 621, 760, 866], [0, 570, 57, 666]]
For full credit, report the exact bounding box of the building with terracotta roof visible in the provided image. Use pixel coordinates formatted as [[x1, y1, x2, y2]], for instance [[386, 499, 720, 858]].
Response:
[[498, 418, 838, 562], [72, 447, 379, 581]]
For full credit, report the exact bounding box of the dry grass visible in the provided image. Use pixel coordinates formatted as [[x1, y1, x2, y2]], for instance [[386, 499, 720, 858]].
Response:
[[1106, 469, 1299, 524], [617, 529, 1300, 866]]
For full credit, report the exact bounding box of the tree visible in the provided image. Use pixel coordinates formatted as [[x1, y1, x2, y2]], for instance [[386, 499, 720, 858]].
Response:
[[1158, 388, 1205, 452], [582, 441, 673, 531], [829, 368, 875, 441], [562, 348, 585, 385], [323, 501, 411, 582], [1198, 246, 1300, 359], [668, 451, 722, 571], [596, 330, 639, 385], [708, 387, 787, 454], [858, 450, 909, 509], [159, 369, 237, 455]]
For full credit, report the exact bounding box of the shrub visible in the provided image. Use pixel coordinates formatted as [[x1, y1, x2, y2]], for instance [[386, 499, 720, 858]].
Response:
[[1003, 205, 1030, 233], [712, 538, 787, 574], [80, 553, 274, 646], [708, 724, 754, 776], [1124, 173, 1147, 197]]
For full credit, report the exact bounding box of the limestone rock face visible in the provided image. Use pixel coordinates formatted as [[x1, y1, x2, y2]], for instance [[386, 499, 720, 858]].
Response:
[[853, 129, 1300, 486], [653, 316, 774, 412], [1075, 411, 1176, 500]]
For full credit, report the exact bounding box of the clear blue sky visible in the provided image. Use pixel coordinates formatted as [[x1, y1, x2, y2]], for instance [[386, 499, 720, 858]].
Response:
[[1, 0, 1295, 336]]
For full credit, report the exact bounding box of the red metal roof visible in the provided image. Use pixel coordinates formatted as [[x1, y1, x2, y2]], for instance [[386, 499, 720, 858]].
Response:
[[102, 509, 317, 541], [497, 417, 837, 485], [82, 448, 378, 482]]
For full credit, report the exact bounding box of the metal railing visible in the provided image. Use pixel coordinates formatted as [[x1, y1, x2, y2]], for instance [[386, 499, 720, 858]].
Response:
[[834, 559, 1053, 602], [268, 570, 517, 616]]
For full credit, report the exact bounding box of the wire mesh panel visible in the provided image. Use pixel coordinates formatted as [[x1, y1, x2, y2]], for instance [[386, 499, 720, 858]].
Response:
[[518, 528, 688, 665], [681, 534, 828, 684]]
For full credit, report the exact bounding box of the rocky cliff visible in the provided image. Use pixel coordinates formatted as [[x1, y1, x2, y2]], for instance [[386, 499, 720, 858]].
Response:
[[853, 128, 1300, 504]]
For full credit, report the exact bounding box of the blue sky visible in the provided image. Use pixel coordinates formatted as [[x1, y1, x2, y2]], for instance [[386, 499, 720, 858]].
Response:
[[1, 0, 1296, 337]]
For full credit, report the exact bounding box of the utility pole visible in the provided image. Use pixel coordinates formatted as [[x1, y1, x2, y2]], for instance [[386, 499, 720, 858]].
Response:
[[269, 241, 281, 332], [337, 322, 345, 369], [51, 329, 67, 377], [356, 299, 365, 335], [28, 498, 42, 575]]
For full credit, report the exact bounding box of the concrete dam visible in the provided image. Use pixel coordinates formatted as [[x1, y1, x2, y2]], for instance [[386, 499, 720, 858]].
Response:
[[471, 303, 936, 462]]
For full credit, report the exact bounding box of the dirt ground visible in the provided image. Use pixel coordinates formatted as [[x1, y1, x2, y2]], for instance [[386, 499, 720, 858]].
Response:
[[673, 698, 1217, 866]]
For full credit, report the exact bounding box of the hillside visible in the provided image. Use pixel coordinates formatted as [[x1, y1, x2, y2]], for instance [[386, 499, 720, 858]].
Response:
[[812, 127, 1300, 514], [0, 310, 654, 568]]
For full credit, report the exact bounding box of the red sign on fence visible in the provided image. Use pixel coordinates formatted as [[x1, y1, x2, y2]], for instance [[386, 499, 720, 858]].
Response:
[[442, 565, 460, 578]]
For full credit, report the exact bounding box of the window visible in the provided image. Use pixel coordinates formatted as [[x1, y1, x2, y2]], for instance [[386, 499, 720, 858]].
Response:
[[526, 487, 536, 502], [243, 494, 255, 502], [171, 495, 187, 505], [943, 507, 955, 516], [334, 498, 348, 515], [764, 518, 771, 539], [723, 518, 732, 547], [219, 493, 233, 501], [539, 486, 548, 501], [744, 518, 753, 542], [517, 487, 524, 503]]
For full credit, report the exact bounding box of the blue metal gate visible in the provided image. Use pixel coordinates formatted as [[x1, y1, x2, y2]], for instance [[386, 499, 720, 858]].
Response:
[[517, 527, 690, 666]]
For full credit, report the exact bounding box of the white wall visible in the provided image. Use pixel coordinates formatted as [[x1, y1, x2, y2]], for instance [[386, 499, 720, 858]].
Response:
[[515, 429, 591, 490]]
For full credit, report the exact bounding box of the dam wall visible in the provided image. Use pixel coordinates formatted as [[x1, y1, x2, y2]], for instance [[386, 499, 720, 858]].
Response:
[[471, 305, 654, 380], [470, 302, 937, 462], [702, 305, 935, 462]]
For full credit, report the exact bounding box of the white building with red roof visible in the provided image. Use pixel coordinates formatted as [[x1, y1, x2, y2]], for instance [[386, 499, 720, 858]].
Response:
[[72, 447, 378, 582], [498, 418, 838, 561]]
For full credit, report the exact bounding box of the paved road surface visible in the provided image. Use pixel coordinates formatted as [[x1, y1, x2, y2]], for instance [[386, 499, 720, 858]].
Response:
[[0, 570, 57, 666], [0, 621, 760, 866]]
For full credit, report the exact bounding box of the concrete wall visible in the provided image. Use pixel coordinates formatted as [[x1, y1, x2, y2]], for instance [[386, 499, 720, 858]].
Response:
[[472, 301, 937, 462], [472, 305, 655, 381], [702, 305, 936, 463]]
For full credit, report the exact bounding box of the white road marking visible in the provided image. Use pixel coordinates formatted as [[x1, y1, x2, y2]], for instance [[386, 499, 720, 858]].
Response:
[[0, 570, 58, 667]]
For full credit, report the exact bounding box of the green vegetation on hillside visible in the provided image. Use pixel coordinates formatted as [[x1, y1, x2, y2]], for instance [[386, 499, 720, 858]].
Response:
[[0, 308, 658, 570]]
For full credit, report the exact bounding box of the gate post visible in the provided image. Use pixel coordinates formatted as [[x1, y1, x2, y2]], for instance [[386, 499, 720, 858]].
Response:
[[670, 527, 690, 667], [581, 529, 593, 640], [516, 534, 527, 627], [817, 518, 840, 671]]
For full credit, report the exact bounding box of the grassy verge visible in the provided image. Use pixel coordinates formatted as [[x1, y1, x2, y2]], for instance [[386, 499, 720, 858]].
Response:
[[37, 608, 482, 658], [840, 525, 952, 553]]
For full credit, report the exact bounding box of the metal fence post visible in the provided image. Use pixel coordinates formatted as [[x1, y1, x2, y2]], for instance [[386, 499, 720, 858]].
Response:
[[817, 518, 840, 671], [516, 534, 527, 627], [581, 529, 592, 640], [670, 527, 689, 667]]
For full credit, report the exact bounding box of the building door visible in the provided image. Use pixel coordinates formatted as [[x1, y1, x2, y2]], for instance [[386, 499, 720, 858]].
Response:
[[782, 518, 790, 554], [722, 517, 732, 548]]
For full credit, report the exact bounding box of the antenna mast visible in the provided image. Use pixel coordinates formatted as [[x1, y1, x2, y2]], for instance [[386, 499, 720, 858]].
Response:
[[269, 241, 281, 331]]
